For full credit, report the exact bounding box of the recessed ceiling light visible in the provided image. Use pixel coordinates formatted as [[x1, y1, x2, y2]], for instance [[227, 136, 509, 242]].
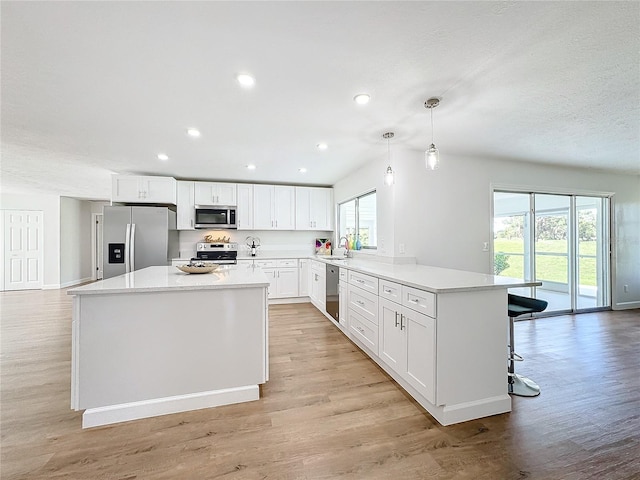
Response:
[[237, 73, 255, 88], [298, 168, 307, 173], [246, 164, 256, 170], [316, 143, 328, 151], [157, 153, 169, 161], [353, 93, 370, 105], [187, 128, 201, 138]]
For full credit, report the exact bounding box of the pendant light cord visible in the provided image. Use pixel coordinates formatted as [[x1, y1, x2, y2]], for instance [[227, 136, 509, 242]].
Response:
[[430, 106, 434, 144]]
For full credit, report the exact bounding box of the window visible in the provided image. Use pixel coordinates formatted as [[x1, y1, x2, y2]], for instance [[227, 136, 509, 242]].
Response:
[[338, 191, 377, 249]]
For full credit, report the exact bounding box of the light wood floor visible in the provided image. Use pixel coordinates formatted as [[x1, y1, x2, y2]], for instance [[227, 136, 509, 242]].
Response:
[[1, 288, 639, 480]]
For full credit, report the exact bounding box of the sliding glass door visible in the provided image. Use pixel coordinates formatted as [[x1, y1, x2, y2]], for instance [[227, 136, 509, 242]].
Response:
[[493, 191, 610, 314]]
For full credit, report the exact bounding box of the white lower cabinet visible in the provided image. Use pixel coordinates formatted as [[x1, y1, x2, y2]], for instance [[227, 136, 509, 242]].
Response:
[[338, 278, 347, 329], [378, 281, 436, 405], [403, 306, 436, 404], [348, 308, 378, 355], [309, 260, 326, 311], [256, 259, 299, 299], [379, 297, 406, 373], [347, 273, 379, 356], [298, 259, 310, 297]]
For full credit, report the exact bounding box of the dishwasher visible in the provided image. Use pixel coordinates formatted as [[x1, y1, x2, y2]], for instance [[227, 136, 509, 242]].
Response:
[[325, 264, 340, 322]]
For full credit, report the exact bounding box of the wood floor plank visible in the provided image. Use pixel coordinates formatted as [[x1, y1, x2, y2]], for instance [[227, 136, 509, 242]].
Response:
[[1, 289, 639, 479]]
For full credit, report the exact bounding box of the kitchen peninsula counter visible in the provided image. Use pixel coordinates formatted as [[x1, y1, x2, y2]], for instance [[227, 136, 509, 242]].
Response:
[[311, 257, 538, 293], [308, 256, 541, 426], [68, 266, 269, 428]]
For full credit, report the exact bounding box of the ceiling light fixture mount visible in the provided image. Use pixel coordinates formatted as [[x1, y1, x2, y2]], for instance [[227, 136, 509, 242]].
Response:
[[237, 73, 255, 88], [353, 93, 371, 105], [383, 132, 395, 186], [424, 97, 440, 170]]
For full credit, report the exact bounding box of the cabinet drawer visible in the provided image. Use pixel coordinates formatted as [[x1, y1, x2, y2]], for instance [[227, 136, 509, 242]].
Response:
[[348, 283, 378, 325], [402, 285, 436, 318], [348, 309, 378, 356], [379, 279, 402, 303], [255, 260, 276, 269], [277, 259, 298, 268], [348, 271, 378, 293], [310, 260, 324, 273]]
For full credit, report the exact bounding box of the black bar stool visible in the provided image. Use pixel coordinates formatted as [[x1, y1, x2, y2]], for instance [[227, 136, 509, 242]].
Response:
[[507, 294, 548, 397]]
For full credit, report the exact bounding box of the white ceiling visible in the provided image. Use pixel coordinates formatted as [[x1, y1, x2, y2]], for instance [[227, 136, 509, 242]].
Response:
[[2, 1, 639, 200]]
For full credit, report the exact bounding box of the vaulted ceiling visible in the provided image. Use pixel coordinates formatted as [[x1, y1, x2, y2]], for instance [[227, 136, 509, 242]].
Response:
[[2, 1, 638, 200]]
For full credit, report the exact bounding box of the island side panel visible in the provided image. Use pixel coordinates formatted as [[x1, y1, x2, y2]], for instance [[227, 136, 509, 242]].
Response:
[[76, 286, 267, 410], [436, 288, 510, 410]]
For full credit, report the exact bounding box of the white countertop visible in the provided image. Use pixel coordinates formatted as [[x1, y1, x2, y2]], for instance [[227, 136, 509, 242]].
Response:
[[310, 257, 540, 293], [68, 265, 270, 296]]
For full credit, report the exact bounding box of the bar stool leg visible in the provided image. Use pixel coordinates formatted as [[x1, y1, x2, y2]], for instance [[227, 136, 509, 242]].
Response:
[[508, 316, 541, 397]]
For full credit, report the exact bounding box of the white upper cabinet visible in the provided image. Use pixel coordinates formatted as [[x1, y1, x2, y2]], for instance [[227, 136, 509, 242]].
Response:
[[176, 181, 195, 230], [236, 184, 254, 230], [295, 187, 333, 231], [253, 184, 295, 230], [194, 182, 237, 206], [112, 175, 176, 205]]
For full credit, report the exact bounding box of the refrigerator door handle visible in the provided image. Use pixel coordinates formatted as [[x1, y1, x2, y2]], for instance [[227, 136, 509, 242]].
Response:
[[129, 223, 136, 272], [124, 223, 131, 273]]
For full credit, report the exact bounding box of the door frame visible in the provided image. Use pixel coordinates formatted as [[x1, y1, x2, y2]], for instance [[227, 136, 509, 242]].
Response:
[[490, 184, 614, 314], [91, 213, 104, 280]]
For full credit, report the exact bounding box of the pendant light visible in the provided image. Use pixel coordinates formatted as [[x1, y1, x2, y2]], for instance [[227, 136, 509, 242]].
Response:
[[383, 132, 395, 186], [424, 97, 440, 170]]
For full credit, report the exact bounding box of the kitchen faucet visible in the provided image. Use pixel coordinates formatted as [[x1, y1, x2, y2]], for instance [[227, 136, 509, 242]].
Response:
[[338, 236, 351, 257]]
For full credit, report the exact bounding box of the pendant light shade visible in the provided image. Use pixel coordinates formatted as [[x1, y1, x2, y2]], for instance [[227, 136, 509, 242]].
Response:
[[426, 143, 439, 170], [424, 97, 440, 170], [383, 132, 395, 186]]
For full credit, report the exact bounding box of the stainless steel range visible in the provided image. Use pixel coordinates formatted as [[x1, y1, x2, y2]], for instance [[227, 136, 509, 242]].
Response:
[[194, 242, 238, 264]]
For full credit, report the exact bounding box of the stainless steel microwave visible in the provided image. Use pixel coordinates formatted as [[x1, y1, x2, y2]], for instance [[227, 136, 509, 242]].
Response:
[[194, 206, 237, 229]]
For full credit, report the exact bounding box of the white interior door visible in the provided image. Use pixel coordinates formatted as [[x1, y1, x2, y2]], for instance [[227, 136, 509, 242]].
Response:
[[3, 210, 44, 290]]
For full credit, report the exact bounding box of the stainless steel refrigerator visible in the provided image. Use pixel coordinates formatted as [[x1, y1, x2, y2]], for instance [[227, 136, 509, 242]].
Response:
[[103, 206, 179, 279]]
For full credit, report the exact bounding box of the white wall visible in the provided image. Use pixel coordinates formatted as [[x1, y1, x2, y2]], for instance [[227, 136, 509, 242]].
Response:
[[60, 197, 93, 287], [0, 192, 61, 289], [333, 150, 640, 310]]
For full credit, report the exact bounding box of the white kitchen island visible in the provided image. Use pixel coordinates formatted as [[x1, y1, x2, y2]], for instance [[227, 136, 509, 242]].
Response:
[[68, 265, 269, 428]]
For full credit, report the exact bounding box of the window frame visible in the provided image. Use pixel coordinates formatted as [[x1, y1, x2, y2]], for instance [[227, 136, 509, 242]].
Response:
[[337, 189, 377, 250]]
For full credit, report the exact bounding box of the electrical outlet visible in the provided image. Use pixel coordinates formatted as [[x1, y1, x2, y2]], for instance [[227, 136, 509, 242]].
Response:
[[624, 285, 629, 293], [399, 243, 405, 254], [482, 242, 489, 252]]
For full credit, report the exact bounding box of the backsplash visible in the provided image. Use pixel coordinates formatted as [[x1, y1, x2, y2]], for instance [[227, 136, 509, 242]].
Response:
[[177, 230, 329, 259]]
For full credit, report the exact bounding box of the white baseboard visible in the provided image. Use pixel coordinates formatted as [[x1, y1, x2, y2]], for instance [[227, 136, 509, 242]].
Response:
[[43, 283, 61, 290], [60, 277, 92, 289], [269, 296, 310, 305], [82, 385, 259, 429], [613, 301, 640, 311]]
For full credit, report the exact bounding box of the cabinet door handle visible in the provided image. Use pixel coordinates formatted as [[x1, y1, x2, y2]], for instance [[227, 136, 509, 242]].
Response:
[[409, 298, 419, 304], [394, 311, 399, 327], [400, 314, 405, 330], [356, 300, 365, 306], [356, 279, 365, 284], [384, 289, 392, 294]]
